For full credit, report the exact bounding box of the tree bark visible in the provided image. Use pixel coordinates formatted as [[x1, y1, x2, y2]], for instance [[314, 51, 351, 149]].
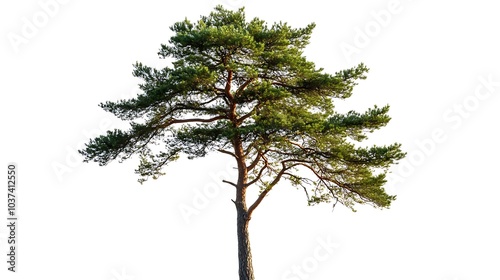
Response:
[[236, 198, 254, 280], [233, 135, 255, 280]]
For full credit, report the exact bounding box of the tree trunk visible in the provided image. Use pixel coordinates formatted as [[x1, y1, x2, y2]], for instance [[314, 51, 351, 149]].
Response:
[[232, 135, 255, 280], [236, 199, 254, 280]]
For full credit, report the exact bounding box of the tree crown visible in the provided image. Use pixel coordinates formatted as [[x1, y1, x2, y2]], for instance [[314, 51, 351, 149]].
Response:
[[80, 6, 405, 210]]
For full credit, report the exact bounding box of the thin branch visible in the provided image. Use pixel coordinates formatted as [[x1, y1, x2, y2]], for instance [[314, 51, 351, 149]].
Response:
[[245, 155, 269, 187], [296, 162, 331, 188], [195, 95, 223, 106], [323, 184, 339, 211], [236, 106, 257, 125], [247, 149, 268, 171], [222, 180, 237, 188], [243, 142, 256, 157], [283, 172, 313, 203], [296, 161, 367, 206], [247, 161, 301, 217], [159, 115, 226, 128], [271, 81, 303, 90], [217, 149, 237, 159], [235, 78, 255, 95]]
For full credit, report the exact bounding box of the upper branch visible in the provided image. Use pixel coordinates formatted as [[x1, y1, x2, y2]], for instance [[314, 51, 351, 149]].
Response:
[[246, 149, 268, 171], [245, 154, 269, 187], [159, 115, 226, 128], [235, 78, 255, 95]]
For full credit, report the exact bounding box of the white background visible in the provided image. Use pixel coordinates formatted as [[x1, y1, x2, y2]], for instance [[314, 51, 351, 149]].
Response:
[[1, 0, 499, 279]]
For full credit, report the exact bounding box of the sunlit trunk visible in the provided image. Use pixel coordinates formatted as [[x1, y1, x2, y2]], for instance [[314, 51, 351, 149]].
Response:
[[233, 135, 255, 280], [236, 197, 254, 280]]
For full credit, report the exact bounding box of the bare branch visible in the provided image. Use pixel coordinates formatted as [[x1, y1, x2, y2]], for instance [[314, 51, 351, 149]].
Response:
[[283, 172, 313, 203], [218, 149, 237, 158], [236, 107, 257, 125], [223, 180, 237, 188], [294, 161, 369, 206], [159, 115, 226, 128], [235, 78, 255, 95], [245, 155, 269, 187], [197, 95, 224, 106], [247, 149, 269, 171], [296, 162, 331, 188], [247, 161, 301, 217]]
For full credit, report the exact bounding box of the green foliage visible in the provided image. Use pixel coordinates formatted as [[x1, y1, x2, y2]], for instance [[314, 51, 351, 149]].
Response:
[[80, 5, 405, 209]]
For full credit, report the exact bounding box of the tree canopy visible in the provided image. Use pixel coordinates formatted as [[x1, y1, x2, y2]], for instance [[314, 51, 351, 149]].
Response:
[[80, 5, 405, 212]]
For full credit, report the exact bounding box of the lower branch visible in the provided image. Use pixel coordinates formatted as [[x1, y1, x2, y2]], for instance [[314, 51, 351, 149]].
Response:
[[223, 180, 237, 188], [247, 161, 300, 216]]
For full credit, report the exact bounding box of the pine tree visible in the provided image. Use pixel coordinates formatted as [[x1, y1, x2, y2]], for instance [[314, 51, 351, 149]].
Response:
[[79, 6, 405, 280]]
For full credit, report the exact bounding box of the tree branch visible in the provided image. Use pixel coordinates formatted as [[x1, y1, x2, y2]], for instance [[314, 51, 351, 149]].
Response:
[[283, 172, 314, 203], [225, 70, 234, 101], [247, 161, 301, 217], [246, 149, 268, 171], [296, 162, 331, 188], [235, 78, 254, 95], [236, 107, 258, 125], [159, 115, 226, 128], [245, 155, 269, 187], [243, 142, 256, 157], [218, 149, 237, 158], [223, 180, 237, 188]]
